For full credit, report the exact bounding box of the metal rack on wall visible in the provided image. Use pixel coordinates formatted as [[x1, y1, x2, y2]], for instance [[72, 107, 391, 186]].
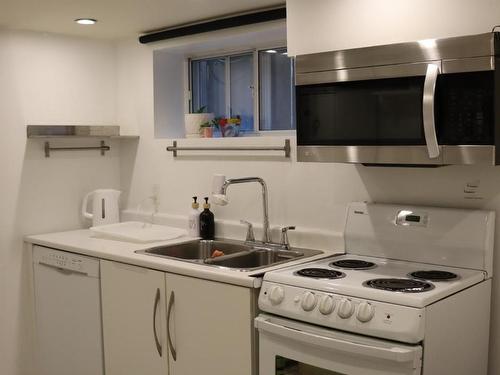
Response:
[[166, 139, 291, 158], [27, 125, 139, 157]]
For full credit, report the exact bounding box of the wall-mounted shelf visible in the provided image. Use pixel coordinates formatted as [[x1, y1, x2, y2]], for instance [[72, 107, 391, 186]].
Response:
[[166, 139, 291, 158], [30, 135, 139, 139], [27, 125, 139, 139], [27, 125, 139, 157]]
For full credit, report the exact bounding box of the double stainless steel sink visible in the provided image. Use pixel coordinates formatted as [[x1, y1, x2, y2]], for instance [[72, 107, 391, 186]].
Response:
[[135, 239, 322, 272]]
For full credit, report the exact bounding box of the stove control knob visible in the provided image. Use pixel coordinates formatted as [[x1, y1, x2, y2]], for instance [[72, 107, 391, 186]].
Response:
[[357, 302, 375, 323], [268, 286, 285, 305], [301, 292, 317, 311], [337, 298, 354, 319], [318, 295, 335, 315]]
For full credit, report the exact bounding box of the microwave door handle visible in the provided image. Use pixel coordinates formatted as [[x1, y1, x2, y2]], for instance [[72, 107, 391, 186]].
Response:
[[422, 63, 441, 158]]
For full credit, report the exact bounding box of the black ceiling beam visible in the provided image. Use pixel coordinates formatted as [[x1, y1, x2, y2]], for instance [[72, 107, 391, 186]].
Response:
[[139, 7, 286, 44]]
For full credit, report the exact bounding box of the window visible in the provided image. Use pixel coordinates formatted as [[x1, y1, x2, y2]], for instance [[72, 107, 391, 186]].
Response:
[[191, 57, 226, 120], [259, 48, 295, 131], [189, 47, 295, 134]]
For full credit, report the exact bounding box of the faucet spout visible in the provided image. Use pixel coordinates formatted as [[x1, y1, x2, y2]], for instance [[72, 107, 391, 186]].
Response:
[[218, 177, 271, 243]]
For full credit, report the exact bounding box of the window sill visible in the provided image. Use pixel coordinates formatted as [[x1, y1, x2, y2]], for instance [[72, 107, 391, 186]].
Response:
[[253, 130, 296, 137], [168, 134, 294, 145], [182, 129, 295, 140]]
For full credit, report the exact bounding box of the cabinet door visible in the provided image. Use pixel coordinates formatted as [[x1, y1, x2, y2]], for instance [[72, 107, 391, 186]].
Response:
[[165, 273, 253, 375], [101, 260, 168, 375]]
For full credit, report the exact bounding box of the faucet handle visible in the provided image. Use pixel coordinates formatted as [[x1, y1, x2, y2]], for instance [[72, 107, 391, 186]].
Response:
[[240, 220, 255, 243], [280, 226, 296, 249]]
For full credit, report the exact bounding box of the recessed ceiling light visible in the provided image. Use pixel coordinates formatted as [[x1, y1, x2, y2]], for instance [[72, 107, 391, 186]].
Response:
[[282, 52, 288, 55], [265, 49, 277, 54], [75, 18, 97, 25]]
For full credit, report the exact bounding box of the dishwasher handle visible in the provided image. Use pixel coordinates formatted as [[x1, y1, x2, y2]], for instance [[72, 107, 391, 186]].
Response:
[[38, 261, 89, 276]]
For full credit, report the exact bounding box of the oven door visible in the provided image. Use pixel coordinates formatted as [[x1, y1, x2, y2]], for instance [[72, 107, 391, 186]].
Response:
[[256, 314, 422, 375]]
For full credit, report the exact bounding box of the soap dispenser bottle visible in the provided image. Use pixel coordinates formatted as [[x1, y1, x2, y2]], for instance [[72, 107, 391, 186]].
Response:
[[199, 197, 215, 240], [187, 196, 201, 237]]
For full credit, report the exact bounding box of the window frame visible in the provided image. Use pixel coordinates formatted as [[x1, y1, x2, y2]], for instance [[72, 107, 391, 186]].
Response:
[[187, 45, 295, 136], [256, 46, 296, 134]]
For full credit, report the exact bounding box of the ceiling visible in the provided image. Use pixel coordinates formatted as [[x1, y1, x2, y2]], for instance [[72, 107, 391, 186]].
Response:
[[0, 0, 284, 40]]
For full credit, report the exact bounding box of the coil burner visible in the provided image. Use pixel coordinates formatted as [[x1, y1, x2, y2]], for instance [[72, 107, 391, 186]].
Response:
[[364, 278, 434, 293], [296, 268, 346, 279], [330, 259, 377, 270], [410, 270, 458, 282]]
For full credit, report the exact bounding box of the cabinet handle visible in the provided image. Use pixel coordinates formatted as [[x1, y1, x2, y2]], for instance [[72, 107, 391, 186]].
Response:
[[167, 291, 177, 361], [153, 288, 162, 357]]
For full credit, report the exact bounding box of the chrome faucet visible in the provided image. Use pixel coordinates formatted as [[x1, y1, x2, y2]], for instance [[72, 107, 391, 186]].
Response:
[[240, 220, 256, 243], [213, 177, 271, 243], [280, 226, 296, 250]]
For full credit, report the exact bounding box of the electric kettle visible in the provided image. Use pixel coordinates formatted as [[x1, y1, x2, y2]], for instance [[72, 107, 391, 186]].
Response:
[[82, 189, 121, 227]]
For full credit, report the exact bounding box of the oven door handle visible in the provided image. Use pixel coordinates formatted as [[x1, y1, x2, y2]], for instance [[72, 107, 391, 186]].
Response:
[[255, 316, 419, 364], [422, 63, 441, 159]]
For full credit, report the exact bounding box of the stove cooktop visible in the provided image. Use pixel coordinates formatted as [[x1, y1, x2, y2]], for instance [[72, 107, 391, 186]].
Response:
[[264, 254, 486, 308]]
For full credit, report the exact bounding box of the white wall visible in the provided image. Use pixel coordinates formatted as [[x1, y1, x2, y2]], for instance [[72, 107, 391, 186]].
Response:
[[0, 30, 120, 375], [117, 4, 500, 373], [4, 3, 500, 373], [287, 0, 500, 55]]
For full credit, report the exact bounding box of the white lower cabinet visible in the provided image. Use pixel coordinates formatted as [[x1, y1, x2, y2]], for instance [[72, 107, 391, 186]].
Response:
[[100, 260, 168, 375], [165, 273, 253, 375], [101, 260, 254, 375]]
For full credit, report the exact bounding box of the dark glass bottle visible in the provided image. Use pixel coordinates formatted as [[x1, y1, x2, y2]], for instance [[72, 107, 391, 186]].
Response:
[[199, 197, 215, 240]]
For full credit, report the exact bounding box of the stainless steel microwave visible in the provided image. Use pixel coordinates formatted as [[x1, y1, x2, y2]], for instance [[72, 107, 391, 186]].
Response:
[[295, 32, 500, 166]]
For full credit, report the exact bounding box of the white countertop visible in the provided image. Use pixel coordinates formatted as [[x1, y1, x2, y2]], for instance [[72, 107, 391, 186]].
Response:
[[25, 229, 337, 288]]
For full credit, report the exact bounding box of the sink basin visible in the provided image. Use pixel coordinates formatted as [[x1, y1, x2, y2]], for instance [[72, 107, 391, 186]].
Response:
[[135, 239, 252, 261], [136, 238, 323, 271], [204, 248, 305, 270]]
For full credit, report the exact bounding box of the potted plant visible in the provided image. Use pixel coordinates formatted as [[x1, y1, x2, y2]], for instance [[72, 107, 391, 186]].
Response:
[[224, 116, 241, 137], [206, 116, 241, 138], [184, 106, 214, 138], [199, 121, 213, 138]]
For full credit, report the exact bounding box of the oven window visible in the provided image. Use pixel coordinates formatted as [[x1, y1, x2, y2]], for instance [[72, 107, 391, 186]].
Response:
[[296, 76, 425, 146], [276, 356, 346, 375]]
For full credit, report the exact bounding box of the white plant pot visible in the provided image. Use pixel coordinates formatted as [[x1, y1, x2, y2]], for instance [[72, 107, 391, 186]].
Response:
[[184, 113, 214, 138]]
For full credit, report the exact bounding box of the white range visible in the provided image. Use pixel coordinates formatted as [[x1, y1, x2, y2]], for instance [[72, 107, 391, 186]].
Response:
[[256, 202, 495, 375]]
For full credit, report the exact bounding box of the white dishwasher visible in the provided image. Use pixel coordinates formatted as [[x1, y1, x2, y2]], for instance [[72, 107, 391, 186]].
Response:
[[33, 245, 104, 375]]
